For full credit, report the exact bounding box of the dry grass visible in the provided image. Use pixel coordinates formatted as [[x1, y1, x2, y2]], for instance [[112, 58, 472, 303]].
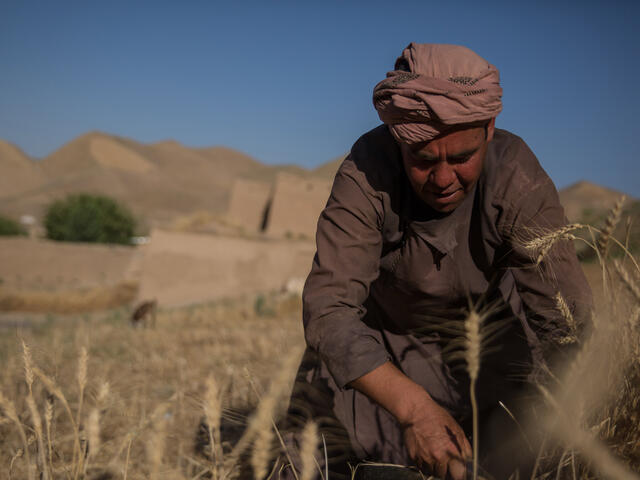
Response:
[[0, 292, 304, 479], [0, 281, 139, 314], [521, 201, 640, 479]]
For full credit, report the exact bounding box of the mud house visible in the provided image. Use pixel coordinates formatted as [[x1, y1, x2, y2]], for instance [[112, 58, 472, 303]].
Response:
[[226, 178, 273, 233], [226, 172, 332, 239]]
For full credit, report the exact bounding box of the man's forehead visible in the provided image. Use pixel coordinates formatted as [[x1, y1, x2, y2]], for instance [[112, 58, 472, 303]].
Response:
[[407, 126, 486, 156]]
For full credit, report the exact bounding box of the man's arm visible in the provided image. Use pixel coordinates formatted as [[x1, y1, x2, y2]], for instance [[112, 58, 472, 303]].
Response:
[[302, 154, 391, 388], [350, 362, 471, 480], [496, 139, 593, 371]]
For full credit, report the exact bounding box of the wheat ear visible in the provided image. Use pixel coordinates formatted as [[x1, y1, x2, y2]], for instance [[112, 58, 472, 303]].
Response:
[[85, 382, 109, 474], [555, 293, 578, 345], [22, 342, 49, 480], [76, 347, 88, 427], [614, 260, 640, 302], [522, 224, 584, 265], [73, 346, 88, 479], [203, 374, 223, 478], [300, 420, 319, 480], [146, 404, 168, 479], [597, 195, 626, 256], [32, 366, 82, 478], [440, 309, 484, 480], [251, 412, 275, 480], [465, 310, 481, 480], [443, 306, 506, 480], [44, 396, 54, 473]]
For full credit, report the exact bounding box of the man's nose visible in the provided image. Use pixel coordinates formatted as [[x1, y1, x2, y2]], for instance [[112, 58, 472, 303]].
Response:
[[428, 161, 456, 189]]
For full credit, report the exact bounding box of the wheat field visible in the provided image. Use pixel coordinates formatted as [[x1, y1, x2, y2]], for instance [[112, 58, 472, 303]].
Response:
[[0, 292, 305, 479], [0, 207, 639, 479]]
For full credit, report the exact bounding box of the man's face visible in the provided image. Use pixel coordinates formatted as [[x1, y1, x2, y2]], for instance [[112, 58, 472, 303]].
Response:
[[399, 119, 495, 213]]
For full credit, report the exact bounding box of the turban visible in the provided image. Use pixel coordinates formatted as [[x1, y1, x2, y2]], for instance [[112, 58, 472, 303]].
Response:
[[373, 43, 503, 145]]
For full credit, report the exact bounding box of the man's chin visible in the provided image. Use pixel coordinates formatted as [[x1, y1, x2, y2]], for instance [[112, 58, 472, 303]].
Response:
[[429, 203, 459, 214], [423, 192, 464, 213]]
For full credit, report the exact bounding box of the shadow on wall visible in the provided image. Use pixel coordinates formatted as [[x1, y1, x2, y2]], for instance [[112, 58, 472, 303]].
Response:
[[226, 173, 332, 239]]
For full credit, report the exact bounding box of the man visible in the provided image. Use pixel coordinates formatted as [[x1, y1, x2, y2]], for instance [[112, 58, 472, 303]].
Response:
[[282, 43, 592, 480]]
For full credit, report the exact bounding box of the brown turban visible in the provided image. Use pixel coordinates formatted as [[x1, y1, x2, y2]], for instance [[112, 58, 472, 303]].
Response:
[[373, 43, 503, 145]]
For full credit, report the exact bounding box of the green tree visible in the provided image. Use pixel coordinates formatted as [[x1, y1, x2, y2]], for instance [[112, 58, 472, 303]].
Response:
[[44, 194, 137, 245], [0, 215, 26, 236]]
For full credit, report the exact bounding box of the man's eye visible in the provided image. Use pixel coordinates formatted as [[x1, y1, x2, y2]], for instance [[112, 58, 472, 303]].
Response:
[[450, 156, 471, 164], [413, 155, 436, 165]]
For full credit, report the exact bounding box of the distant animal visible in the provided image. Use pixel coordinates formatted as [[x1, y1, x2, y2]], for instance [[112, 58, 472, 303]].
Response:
[[130, 299, 157, 328]]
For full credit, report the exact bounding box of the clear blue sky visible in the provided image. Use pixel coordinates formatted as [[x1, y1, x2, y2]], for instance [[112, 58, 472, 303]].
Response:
[[1, 1, 639, 195]]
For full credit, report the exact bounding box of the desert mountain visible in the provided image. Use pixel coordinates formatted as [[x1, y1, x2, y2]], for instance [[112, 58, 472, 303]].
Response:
[[312, 154, 346, 179], [0, 132, 343, 227], [559, 180, 631, 223], [560, 180, 639, 257], [0, 140, 48, 200]]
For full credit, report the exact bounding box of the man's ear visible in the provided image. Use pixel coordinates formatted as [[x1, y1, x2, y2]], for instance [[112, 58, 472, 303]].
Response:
[[486, 117, 496, 142]]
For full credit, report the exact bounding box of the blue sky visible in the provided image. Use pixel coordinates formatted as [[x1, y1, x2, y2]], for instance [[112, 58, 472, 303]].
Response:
[[1, 1, 639, 195]]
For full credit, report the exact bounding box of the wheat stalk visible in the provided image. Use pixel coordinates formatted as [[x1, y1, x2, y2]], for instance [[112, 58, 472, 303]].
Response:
[[435, 302, 511, 480], [225, 347, 303, 480], [300, 420, 319, 480], [597, 196, 626, 257], [26, 394, 49, 480], [522, 223, 584, 265], [146, 405, 168, 479], [123, 436, 133, 480], [539, 386, 639, 480], [76, 346, 88, 425], [21, 341, 49, 480], [22, 341, 34, 390], [465, 310, 481, 480], [85, 382, 109, 474], [203, 374, 223, 478], [555, 292, 578, 345], [0, 390, 33, 479], [32, 365, 82, 478], [44, 396, 54, 473], [251, 415, 275, 480], [614, 260, 640, 302], [441, 308, 495, 480]]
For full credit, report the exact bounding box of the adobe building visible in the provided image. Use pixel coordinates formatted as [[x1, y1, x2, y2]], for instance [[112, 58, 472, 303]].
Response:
[[226, 172, 332, 239], [225, 178, 273, 234], [264, 173, 331, 239]]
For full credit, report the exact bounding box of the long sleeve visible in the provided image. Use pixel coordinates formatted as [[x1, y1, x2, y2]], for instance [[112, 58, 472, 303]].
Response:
[[495, 138, 593, 369], [303, 155, 391, 389]]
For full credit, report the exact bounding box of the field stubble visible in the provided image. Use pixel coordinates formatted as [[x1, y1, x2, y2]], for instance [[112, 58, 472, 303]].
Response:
[[1, 199, 640, 479], [0, 293, 304, 479]]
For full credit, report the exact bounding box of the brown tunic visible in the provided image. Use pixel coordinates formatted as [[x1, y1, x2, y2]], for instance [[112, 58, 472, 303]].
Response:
[[283, 125, 592, 477]]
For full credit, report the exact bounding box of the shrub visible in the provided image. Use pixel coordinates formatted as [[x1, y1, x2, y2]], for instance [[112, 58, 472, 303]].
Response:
[[44, 194, 137, 245], [0, 215, 26, 236], [254, 293, 276, 317]]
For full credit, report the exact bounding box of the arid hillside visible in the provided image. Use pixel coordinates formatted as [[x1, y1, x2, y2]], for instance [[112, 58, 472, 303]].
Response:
[[0, 140, 48, 201], [559, 181, 638, 257], [0, 132, 340, 229], [559, 180, 629, 222]]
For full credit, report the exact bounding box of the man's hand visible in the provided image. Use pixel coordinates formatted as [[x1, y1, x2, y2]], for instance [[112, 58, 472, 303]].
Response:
[[402, 396, 471, 479], [349, 362, 471, 480]]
